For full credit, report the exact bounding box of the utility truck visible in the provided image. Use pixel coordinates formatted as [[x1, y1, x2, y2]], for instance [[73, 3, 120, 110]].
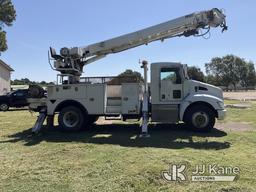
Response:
[[28, 8, 227, 136]]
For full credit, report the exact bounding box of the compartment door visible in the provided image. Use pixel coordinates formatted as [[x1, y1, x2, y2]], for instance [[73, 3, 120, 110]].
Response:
[[121, 84, 140, 114]]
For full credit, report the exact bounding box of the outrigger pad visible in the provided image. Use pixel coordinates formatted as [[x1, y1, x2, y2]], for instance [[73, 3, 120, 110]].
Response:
[[32, 108, 47, 134]]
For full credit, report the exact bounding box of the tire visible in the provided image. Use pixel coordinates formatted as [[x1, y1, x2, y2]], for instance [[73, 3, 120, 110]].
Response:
[[0, 103, 9, 111], [184, 105, 215, 132], [58, 106, 87, 131]]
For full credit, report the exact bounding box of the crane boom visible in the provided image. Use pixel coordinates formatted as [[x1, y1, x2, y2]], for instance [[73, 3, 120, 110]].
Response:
[[81, 8, 226, 58], [50, 8, 227, 80]]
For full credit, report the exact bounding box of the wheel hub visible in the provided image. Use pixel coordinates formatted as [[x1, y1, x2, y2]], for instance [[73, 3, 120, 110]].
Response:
[[0, 104, 8, 111], [192, 111, 209, 128], [63, 111, 79, 128]]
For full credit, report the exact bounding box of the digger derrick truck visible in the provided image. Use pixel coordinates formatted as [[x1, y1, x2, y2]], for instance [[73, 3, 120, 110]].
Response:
[[28, 8, 227, 136]]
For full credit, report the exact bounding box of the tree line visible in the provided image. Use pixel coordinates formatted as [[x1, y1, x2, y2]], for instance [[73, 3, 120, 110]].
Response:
[[188, 55, 256, 90], [11, 78, 54, 86], [112, 55, 256, 91]]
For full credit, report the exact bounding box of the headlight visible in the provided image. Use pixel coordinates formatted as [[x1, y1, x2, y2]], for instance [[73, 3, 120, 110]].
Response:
[[217, 101, 224, 109]]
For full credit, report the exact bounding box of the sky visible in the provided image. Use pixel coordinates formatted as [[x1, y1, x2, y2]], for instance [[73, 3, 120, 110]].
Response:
[[1, 0, 256, 82]]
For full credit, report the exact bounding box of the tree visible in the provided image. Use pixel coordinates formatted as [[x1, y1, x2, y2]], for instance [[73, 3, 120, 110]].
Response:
[[187, 66, 205, 82], [40, 81, 47, 85], [205, 75, 221, 86], [0, 0, 16, 53], [11, 78, 54, 85], [240, 61, 256, 89], [108, 69, 144, 85], [205, 55, 247, 90]]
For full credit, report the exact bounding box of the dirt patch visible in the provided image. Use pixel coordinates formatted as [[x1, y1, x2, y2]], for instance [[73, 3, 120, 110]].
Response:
[[216, 122, 255, 132], [225, 103, 251, 109], [96, 117, 114, 125], [224, 91, 256, 101]]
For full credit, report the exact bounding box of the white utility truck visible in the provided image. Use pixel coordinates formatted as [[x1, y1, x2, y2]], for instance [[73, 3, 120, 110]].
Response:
[[28, 8, 227, 136]]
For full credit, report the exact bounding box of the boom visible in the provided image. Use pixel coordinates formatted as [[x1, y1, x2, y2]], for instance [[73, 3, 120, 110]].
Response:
[[50, 8, 227, 82]]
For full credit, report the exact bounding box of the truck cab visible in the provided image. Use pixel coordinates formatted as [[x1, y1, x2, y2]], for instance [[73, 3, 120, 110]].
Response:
[[150, 62, 226, 131]]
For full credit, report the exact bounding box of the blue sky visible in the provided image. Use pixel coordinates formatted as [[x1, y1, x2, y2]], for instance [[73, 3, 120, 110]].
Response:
[[1, 0, 256, 82]]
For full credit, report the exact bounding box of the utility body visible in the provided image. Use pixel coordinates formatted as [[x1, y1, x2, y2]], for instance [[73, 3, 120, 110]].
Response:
[[28, 8, 227, 135]]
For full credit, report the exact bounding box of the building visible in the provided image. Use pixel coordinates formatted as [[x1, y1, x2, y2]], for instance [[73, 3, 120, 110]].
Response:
[[11, 84, 29, 91], [0, 60, 14, 95]]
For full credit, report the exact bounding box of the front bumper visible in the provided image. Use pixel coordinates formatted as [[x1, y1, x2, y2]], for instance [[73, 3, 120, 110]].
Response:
[[217, 109, 226, 120]]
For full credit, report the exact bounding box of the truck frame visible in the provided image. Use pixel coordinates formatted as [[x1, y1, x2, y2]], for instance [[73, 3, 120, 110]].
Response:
[[28, 8, 227, 136]]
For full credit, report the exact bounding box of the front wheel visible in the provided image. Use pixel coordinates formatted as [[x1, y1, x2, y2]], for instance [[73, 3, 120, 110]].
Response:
[[184, 105, 216, 132], [0, 103, 9, 111], [58, 106, 87, 131]]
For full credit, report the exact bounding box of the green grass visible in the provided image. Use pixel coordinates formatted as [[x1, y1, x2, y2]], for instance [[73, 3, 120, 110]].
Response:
[[0, 108, 256, 192], [223, 100, 256, 125], [224, 100, 242, 105]]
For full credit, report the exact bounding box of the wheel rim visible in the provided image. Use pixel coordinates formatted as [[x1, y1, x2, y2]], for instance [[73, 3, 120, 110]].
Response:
[[63, 111, 79, 128], [0, 104, 8, 111], [192, 111, 209, 128]]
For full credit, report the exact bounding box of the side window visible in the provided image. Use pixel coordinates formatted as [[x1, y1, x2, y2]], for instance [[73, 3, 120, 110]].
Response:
[[15, 91, 24, 97], [14, 91, 25, 97], [160, 68, 181, 84]]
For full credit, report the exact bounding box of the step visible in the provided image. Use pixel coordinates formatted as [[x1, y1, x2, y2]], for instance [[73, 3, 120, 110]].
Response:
[[105, 115, 122, 120], [105, 106, 121, 114]]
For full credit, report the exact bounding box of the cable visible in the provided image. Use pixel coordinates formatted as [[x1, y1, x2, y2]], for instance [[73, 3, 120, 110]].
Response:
[[194, 26, 211, 37]]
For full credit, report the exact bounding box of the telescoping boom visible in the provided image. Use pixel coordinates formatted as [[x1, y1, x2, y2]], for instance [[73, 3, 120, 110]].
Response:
[[51, 8, 227, 78]]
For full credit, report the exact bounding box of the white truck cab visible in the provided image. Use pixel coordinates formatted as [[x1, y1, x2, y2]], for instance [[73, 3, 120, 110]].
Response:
[[150, 62, 225, 131]]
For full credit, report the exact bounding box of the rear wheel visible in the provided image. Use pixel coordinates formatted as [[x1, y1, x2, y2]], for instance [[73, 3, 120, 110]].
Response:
[[58, 106, 87, 131], [184, 105, 215, 132], [0, 103, 9, 111]]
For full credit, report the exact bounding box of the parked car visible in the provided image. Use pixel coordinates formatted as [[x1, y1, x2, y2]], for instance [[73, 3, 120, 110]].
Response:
[[0, 89, 29, 111]]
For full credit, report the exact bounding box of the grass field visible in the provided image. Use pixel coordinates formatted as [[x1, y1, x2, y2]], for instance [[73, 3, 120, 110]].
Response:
[[0, 101, 256, 192]]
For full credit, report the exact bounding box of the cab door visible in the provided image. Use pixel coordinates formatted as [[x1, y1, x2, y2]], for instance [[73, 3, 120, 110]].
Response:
[[160, 67, 183, 102]]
